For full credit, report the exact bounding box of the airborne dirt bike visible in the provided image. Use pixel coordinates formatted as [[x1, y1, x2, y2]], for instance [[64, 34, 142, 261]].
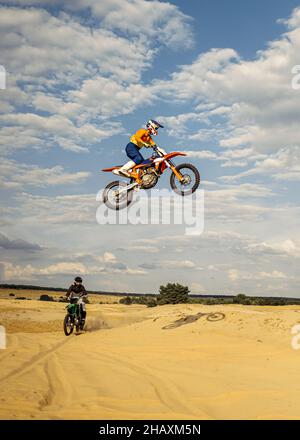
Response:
[[63, 296, 85, 336], [102, 146, 200, 210]]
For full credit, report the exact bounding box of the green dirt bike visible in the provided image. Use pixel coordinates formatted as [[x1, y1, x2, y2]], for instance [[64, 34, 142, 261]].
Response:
[[63, 296, 85, 336]]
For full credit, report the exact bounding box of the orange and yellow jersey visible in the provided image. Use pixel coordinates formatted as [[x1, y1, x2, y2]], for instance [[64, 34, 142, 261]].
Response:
[[130, 128, 155, 149]]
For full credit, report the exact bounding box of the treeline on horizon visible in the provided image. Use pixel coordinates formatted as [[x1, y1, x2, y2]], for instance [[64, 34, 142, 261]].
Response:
[[1, 283, 298, 306], [120, 285, 300, 307], [0, 283, 146, 296]]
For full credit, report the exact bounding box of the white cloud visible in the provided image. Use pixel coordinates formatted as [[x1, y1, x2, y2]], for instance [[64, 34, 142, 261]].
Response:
[[13, 192, 97, 225], [182, 150, 218, 159], [0, 252, 147, 280], [102, 252, 117, 264], [0, 5, 155, 153], [0, 6, 152, 84], [161, 259, 198, 269], [0, 112, 123, 154], [243, 239, 300, 258], [0, 158, 90, 188], [181, 147, 266, 167], [154, 7, 300, 177], [222, 146, 300, 181], [228, 268, 287, 282], [3, 0, 194, 49], [70, 77, 154, 117]]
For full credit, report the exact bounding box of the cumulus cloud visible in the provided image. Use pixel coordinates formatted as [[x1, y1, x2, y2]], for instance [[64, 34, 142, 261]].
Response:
[[70, 77, 154, 117], [0, 112, 123, 154], [0, 5, 153, 153], [228, 268, 287, 282], [0, 253, 147, 281], [221, 146, 300, 181], [0, 1, 193, 154], [0, 158, 90, 188], [3, 0, 194, 49], [161, 259, 198, 269], [0, 6, 152, 84], [153, 7, 300, 180], [12, 192, 96, 224], [241, 239, 300, 259]]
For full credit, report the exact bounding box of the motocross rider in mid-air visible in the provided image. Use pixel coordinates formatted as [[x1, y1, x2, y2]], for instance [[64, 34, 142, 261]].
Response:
[[113, 119, 166, 178]]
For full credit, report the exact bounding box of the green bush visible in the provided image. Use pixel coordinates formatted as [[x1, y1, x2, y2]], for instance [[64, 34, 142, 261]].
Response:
[[144, 297, 157, 307], [157, 283, 190, 305], [39, 294, 55, 302], [203, 298, 219, 305], [233, 294, 248, 304], [119, 295, 157, 307], [119, 296, 133, 305]]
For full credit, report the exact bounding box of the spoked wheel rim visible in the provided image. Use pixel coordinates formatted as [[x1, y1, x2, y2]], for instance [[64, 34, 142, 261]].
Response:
[[181, 173, 193, 187], [170, 164, 200, 196], [64, 314, 74, 336], [103, 181, 133, 210], [109, 187, 126, 206]]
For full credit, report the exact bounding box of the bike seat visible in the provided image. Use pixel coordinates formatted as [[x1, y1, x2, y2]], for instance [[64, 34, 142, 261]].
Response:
[[134, 159, 153, 169]]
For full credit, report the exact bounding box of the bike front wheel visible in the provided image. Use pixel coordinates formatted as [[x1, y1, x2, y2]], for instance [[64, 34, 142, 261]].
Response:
[[170, 163, 200, 196], [63, 314, 74, 336]]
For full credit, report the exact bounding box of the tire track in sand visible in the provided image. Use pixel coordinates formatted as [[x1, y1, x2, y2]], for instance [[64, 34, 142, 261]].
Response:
[[39, 354, 73, 412], [0, 336, 70, 386], [98, 350, 208, 418]]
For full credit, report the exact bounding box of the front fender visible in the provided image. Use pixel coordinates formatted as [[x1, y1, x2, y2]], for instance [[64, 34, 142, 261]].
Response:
[[164, 152, 187, 160]]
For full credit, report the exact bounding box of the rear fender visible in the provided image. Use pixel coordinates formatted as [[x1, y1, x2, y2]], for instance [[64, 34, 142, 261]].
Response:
[[102, 166, 121, 172]]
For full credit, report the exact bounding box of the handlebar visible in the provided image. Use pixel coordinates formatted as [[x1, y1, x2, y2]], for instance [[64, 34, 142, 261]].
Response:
[[152, 145, 165, 157]]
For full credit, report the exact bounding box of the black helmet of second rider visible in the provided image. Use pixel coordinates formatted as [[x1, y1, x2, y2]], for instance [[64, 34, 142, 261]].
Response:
[[66, 276, 87, 300]]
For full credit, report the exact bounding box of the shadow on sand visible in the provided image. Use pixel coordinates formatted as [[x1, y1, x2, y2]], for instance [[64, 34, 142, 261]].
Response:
[[162, 312, 225, 330]]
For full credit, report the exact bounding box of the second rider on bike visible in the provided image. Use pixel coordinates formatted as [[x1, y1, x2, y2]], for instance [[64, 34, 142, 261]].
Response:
[[66, 276, 88, 330]]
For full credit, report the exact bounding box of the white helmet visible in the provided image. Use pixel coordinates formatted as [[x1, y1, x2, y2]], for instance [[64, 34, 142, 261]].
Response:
[[146, 119, 164, 136]]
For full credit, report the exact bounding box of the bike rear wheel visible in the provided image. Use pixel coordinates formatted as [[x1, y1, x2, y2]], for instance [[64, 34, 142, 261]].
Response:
[[103, 180, 133, 210], [206, 312, 225, 322], [63, 314, 74, 336], [170, 163, 200, 196]]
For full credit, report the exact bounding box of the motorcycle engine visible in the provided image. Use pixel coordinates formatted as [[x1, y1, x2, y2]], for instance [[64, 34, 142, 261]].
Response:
[[140, 167, 159, 189]]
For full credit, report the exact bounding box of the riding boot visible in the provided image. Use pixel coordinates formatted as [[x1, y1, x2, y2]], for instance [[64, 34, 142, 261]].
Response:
[[80, 310, 86, 330], [113, 160, 136, 178]]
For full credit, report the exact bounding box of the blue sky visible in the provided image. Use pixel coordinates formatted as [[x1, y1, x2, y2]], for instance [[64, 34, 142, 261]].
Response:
[[0, 0, 300, 295]]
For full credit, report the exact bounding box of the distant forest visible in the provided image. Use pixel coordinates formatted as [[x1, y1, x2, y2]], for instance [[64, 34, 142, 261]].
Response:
[[1, 283, 300, 306], [0, 283, 151, 297]]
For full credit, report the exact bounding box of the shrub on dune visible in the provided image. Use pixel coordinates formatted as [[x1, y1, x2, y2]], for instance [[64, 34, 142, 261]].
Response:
[[158, 283, 190, 305]]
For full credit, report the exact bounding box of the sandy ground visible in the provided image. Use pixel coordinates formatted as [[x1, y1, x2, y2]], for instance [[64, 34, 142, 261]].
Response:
[[1, 297, 300, 420]]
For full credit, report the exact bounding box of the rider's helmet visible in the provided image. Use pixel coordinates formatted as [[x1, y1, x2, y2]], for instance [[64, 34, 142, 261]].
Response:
[[146, 119, 164, 136], [74, 276, 82, 283]]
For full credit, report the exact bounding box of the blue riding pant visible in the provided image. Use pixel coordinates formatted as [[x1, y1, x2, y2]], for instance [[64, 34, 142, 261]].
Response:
[[125, 142, 144, 165]]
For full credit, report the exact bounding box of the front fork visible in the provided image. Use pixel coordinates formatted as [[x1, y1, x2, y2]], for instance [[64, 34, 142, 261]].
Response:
[[165, 160, 184, 182]]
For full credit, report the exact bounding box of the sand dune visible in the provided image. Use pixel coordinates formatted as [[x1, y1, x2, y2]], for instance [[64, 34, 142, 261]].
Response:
[[1, 298, 300, 419]]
